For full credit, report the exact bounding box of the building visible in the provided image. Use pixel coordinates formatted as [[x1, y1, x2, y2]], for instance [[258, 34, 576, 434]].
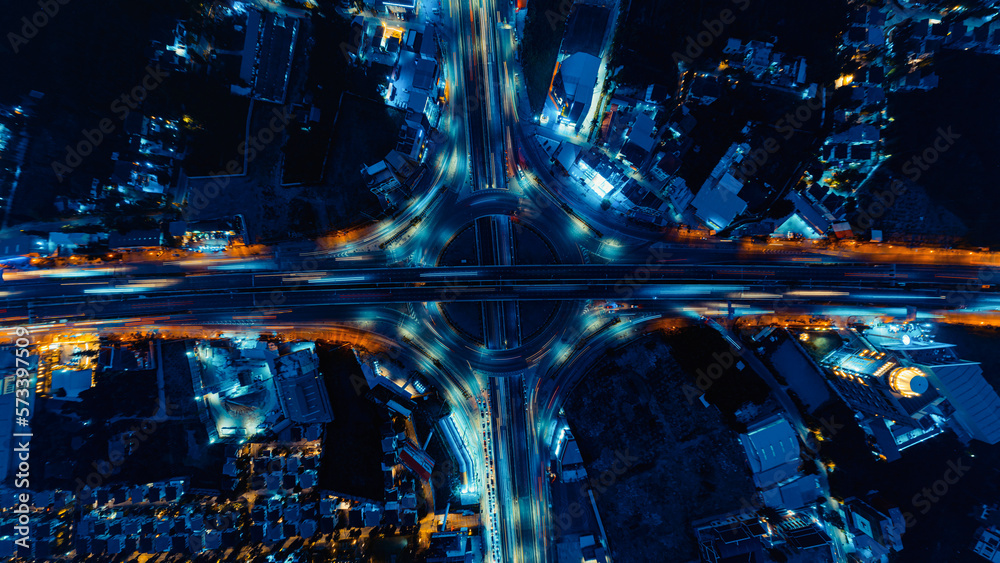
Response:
[[844, 496, 905, 561], [661, 176, 694, 211], [417, 27, 438, 61], [773, 190, 830, 239], [426, 530, 483, 562], [364, 145, 422, 209], [649, 149, 680, 183], [687, 74, 722, 105], [579, 534, 608, 563], [275, 349, 333, 424], [111, 158, 170, 195], [722, 39, 807, 87], [645, 83, 669, 104], [820, 344, 943, 459], [545, 52, 601, 130], [865, 323, 1000, 445], [412, 58, 439, 93], [241, 10, 300, 103], [973, 526, 1000, 562], [619, 113, 657, 169], [108, 230, 164, 250], [0, 235, 47, 263], [760, 474, 821, 510], [692, 184, 747, 231], [48, 232, 99, 254], [691, 143, 751, 230], [739, 40, 775, 75], [693, 511, 772, 563], [843, 6, 886, 52], [399, 441, 435, 481], [560, 4, 611, 57], [781, 521, 832, 551], [818, 322, 1000, 460], [572, 151, 629, 199], [739, 414, 800, 489], [376, 0, 418, 19], [147, 20, 191, 74], [438, 414, 476, 498], [539, 2, 612, 128], [823, 122, 879, 168], [892, 69, 940, 92], [556, 429, 586, 482]]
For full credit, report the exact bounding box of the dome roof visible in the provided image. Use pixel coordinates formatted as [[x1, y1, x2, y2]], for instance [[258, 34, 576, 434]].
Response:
[[889, 366, 929, 397]]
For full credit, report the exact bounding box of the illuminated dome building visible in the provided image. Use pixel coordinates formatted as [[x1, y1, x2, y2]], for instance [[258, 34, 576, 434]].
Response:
[[819, 340, 944, 461], [866, 322, 1000, 446], [887, 367, 929, 398], [816, 321, 1000, 461]]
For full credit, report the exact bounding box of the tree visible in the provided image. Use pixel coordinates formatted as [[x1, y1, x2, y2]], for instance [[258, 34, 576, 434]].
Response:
[[765, 199, 795, 219], [66, 369, 159, 420], [834, 167, 865, 191], [164, 234, 182, 248], [600, 199, 612, 211], [758, 506, 781, 522], [767, 548, 789, 562], [827, 511, 845, 529]]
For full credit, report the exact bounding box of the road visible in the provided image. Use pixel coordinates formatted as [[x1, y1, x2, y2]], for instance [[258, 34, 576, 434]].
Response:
[[6, 259, 986, 563], [7, 1, 1000, 561], [4, 261, 992, 327]]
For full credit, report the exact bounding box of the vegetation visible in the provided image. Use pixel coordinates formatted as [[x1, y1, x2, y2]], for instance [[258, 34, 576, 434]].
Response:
[[765, 198, 795, 219], [612, 0, 847, 92], [662, 326, 771, 428], [565, 332, 758, 561], [64, 369, 159, 420], [521, 0, 567, 112], [0, 0, 193, 221], [885, 50, 1000, 245]]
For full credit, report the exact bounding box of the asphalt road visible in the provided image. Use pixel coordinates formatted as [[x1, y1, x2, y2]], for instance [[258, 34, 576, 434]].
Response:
[[6, 0, 997, 559]]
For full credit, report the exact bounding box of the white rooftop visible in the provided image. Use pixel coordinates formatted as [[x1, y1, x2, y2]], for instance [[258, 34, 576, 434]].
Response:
[[740, 415, 799, 473]]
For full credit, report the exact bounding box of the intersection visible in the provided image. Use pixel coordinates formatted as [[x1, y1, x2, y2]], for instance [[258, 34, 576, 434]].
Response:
[[4, 2, 1000, 563]]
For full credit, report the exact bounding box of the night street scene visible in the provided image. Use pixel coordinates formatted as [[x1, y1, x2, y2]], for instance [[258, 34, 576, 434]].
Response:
[[4, 0, 1000, 562]]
